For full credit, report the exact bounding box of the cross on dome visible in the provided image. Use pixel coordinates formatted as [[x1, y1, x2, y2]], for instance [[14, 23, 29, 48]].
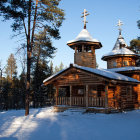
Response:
[[81, 9, 89, 29], [116, 20, 123, 35]]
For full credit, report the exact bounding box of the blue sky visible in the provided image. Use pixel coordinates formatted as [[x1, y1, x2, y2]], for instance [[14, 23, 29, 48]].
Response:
[[0, 0, 140, 73]]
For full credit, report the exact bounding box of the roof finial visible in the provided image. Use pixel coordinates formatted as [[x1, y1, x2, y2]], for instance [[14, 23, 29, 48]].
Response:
[[116, 19, 123, 35], [81, 9, 89, 29]]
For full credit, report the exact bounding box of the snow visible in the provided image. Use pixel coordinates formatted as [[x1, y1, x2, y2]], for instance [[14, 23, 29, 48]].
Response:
[[112, 34, 127, 50], [102, 47, 136, 58], [74, 65, 139, 83], [107, 66, 140, 72], [67, 29, 99, 44], [43, 68, 67, 83], [0, 107, 140, 140], [43, 64, 140, 84], [102, 34, 137, 59]]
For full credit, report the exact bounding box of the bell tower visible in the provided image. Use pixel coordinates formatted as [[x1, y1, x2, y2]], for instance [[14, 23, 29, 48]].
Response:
[[102, 20, 139, 69], [67, 9, 102, 68]]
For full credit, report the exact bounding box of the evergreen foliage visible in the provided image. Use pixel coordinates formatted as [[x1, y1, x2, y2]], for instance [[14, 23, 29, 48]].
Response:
[[0, 0, 65, 115], [5, 53, 17, 80], [129, 39, 140, 54], [54, 62, 64, 74], [128, 19, 140, 66]]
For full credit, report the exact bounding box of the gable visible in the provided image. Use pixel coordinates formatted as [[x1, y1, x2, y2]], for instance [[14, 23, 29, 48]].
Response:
[[44, 67, 106, 86], [43, 64, 139, 86]]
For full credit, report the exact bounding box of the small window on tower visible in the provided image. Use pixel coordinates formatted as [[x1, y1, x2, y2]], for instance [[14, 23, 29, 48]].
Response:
[[123, 61, 128, 66], [129, 60, 132, 66], [78, 46, 82, 52], [113, 61, 117, 67], [132, 61, 135, 66]]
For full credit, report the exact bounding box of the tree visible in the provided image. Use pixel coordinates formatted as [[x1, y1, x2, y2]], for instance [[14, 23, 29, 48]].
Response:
[[129, 39, 140, 54], [128, 19, 140, 66], [5, 54, 17, 80], [49, 61, 54, 75], [31, 29, 56, 105], [31, 30, 57, 107], [16, 43, 27, 74], [54, 62, 64, 74], [0, 0, 65, 115], [137, 20, 140, 29]]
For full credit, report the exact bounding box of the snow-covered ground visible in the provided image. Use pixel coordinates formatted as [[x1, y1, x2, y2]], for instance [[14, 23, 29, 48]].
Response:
[[0, 107, 140, 140]]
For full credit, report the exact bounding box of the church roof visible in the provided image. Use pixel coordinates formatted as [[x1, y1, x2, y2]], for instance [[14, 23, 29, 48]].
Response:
[[67, 29, 100, 44], [102, 34, 137, 60], [107, 66, 140, 72], [102, 47, 135, 58], [112, 34, 127, 50], [43, 64, 140, 84]]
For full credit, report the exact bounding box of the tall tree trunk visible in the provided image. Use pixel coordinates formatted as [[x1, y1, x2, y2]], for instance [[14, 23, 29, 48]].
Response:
[[25, 0, 31, 116]]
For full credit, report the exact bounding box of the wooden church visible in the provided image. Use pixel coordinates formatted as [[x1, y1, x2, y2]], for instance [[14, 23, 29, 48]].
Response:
[[43, 9, 140, 112]]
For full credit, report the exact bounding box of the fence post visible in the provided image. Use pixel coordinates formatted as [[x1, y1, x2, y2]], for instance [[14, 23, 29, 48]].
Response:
[[56, 86, 59, 105], [70, 85, 72, 106], [86, 85, 89, 108], [105, 84, 108, 108]]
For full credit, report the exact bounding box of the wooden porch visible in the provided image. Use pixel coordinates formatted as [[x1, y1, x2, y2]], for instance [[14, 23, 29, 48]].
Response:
[[57, 97, 105, 107], [55, 84, 109, 109]]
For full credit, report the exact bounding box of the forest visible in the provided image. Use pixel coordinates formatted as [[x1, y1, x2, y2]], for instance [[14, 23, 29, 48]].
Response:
[[0, 0, 65, 115]]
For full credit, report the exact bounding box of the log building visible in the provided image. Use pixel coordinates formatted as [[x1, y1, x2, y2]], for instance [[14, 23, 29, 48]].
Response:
[[43, 11, 140, 112]]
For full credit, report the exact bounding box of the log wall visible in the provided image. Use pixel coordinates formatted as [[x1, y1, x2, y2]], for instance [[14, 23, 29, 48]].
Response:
[[53, 68, 105, 86], [107, 56, 136, 69], [74, 52, 96, 68]]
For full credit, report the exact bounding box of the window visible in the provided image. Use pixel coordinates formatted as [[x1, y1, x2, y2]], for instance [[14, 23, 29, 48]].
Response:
[[123, 61, 128, 66], [78, 46, 82, 52], [132, 61, 135, 66], [89, 86, 97, 97], [113, 61, 117, 67], [78, 89, 84, 95]]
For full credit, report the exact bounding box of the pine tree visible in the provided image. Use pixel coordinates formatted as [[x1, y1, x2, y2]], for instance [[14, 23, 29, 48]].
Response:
[[5, 54, 17, 80], [129, 39, 140, 54], [0, 0, 65, 115], [32, 30, 56, 105], [59, 62, 64, 70], [137, 20, 140, 29], [54, 62, 64, 74], [50, 61, 54, 75], [31, 30, 56, 107]]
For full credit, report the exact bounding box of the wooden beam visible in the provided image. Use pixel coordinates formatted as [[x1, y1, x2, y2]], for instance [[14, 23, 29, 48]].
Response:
[[130, 85, 132, 99], [82, 44, 84, 52], [86, 85, 89, 108], [56, 86, 59, 105], [105, 84, 108, 108], [70, 85, 72, 106], [75, 46, 77, 53]]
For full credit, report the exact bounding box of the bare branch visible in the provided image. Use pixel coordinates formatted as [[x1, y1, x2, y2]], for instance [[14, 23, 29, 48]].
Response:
[[15, 45, 26, 55], [23, 18, 28, 39]]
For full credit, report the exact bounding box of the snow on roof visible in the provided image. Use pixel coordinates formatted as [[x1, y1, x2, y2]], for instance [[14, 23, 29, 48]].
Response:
[[43, 68, 67, 83], [102, 47, 135, 58], [67, 29, 99, 44], [74, 65, 139, 83], [43, 64, 140, 84], [102, 34, 137, 59], [112, 34, 127, 50], [107, 66, 140, 72]]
